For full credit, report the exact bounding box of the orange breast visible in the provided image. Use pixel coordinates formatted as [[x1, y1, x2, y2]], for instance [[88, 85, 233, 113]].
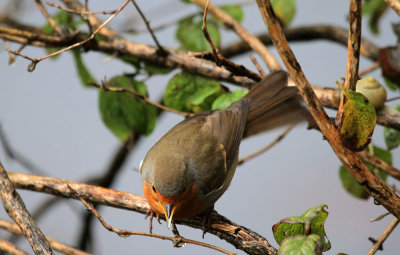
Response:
[[142, 181, 208, 220]]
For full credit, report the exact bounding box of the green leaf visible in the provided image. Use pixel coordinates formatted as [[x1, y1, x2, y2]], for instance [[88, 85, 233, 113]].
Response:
[[212, 5, 244, 24], [176, 17, 220, 52], [340, 145, 391, 199], [271, 0, 296, 26], [339, 165, 369, 199], [362, 0, 387, 34], [384, 77, 399, 91], [164, 72, 224, 113], [143, 63, 172, 75], [212, 89, 248, 110], [71, 49, 96, 87], [384, 127, 400, 150], [272, 205, 330, 252], [278, 235, 323, 255], [339, 88, 376, 151], [98, 75, 157, 141]]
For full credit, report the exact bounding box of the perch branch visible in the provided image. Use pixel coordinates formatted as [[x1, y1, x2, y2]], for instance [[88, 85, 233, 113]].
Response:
[[68, 185, 234, 255], [46, 2, 118, 15], [0, 163, 53, 255], [256, 0, 400, 218], [8, 172, 278, 255]]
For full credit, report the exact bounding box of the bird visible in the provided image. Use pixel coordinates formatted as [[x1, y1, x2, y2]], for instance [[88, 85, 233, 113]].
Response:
[[140, 70, 311, 235]]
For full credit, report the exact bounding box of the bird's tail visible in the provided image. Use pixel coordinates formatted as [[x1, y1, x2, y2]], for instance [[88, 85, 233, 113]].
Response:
[[243, 71, 314, 137]]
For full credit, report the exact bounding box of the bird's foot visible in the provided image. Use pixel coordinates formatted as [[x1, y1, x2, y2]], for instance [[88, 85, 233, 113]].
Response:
[[201, 206, 214, 238], [145, 209, 160, 233], [172, 221, 186, 248]]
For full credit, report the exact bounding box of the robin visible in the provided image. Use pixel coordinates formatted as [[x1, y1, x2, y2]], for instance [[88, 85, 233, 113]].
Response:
[[140, 71, 310, 235]]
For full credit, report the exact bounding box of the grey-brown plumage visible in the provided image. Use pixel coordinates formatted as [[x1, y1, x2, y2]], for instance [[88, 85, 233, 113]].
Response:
[[140, 71, 311, 223]]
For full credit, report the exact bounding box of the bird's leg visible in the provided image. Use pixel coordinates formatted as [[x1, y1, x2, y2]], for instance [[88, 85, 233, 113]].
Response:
[[171, 220, 181, 237], [171, 221, 186, 247], [201, 206, 214, 238], [145, 209, 160, 233]]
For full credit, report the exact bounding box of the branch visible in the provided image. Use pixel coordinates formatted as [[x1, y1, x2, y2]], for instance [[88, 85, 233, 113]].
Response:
[[0, 163, 53, 255], [192, 0, 281, 71], [256, 0, 400, 219], [0, 239, 29, 255], [336, 0, 362, 125], [8, 172, 278, 255], [220, 25, 379, 61], [384, 0, 400, 16], [358, 151, 400, 182], [0, 220, 90, 255]]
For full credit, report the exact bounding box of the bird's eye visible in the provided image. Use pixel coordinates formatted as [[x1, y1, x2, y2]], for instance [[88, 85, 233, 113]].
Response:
[[152, 185, 156, 193]]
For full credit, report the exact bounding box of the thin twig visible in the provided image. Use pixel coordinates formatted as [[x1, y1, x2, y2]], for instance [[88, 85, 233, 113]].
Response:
[[386, 96, 400, 102], [35, 0, 64, 36], [367, 217, 399, 255], [189, 51, 262, 82], [358, 151, 400, 182], [359, 62, 380, 77], [130, 0, 166, 56], [336, 0, 362, 125], [249, 54, 266, 76], [0, 220, 90, 255], [384, 0, 400, 16], [201, 0, 220, 65], [68, 185, 234, 255], [8, 0, 130, 69], [238, 124, 295, 165], [369, 212, 391, 222], [90, 81, 192, 117], [192, 0, 281, 71], [0, 163, 53, 255], [46, 2, 117, 15]]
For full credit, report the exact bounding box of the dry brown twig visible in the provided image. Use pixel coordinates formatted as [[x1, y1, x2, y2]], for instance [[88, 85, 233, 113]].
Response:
[[8, 0, 130, 70], [0, 220, 90, 255], [192, 0, 281, 71], [366, 217, 399, 255], [369, 212, 391, 222], [129, 0, 166, 55], [8, 172, 278, 255], [90, 81, 193, 118], [46, 2, 117, 15], [201, 0, 220, 65], [359, 62, 380, 77], [0, 163, 53, 255], [255, 0, 400, 218], [238, 124, 296, 165], [67, 185, 234, 255], [250, 55, 266, 76]]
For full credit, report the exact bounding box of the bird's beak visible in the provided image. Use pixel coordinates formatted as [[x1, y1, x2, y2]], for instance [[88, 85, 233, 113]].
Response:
[[164, 203, 174, 229]]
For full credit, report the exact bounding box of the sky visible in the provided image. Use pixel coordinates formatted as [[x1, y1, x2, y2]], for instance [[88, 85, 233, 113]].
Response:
[[0, 0, 400, 254]]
